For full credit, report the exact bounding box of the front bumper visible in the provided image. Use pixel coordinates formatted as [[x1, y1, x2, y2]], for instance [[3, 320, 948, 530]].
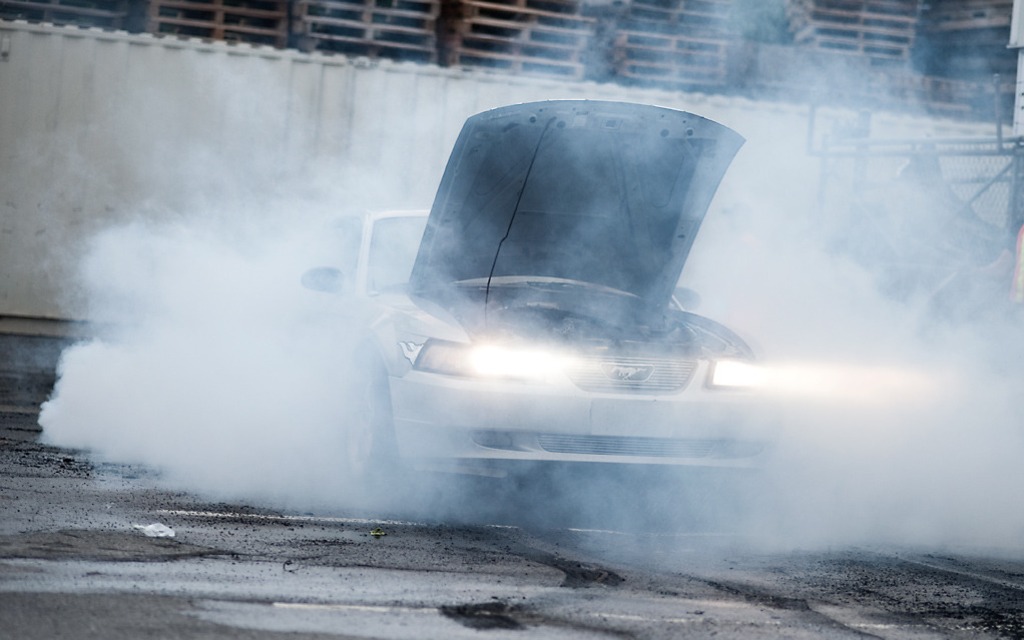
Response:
[[389, 362, 780, 470]]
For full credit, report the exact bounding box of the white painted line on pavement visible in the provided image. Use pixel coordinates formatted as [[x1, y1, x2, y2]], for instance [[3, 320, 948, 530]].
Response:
[[154, 509, 421, 527], [566, 527, 736, 538], [272, 602, 735, 626], [273, 602, 435, 615], [155, 508, 523, 531], [898, 555, 1024, 593]]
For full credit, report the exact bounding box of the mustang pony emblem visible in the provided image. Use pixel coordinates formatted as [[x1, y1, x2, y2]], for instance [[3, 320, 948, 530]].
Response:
[[601, 363, 655, 382], [399, 341, 424, 365]]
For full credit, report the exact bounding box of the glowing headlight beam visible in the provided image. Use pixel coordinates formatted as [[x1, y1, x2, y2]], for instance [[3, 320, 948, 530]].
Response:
[[413, 339, 571, 381], [709, 359, 766, 389], [762, 362, 943, 404], [709, 359, 948, 406], [469, 345, 567, 380]]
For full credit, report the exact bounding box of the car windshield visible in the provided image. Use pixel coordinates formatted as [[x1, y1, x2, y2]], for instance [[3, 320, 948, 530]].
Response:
[[367, 215, 428, 293]]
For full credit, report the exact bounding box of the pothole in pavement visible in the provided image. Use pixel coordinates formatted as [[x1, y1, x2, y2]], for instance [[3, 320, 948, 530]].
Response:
[[530, 554, 626, 588], [440, 601, 525, 630], [507, 541, 625, 588], [0, 529, 219, 561], [704, 579, 811, 611]]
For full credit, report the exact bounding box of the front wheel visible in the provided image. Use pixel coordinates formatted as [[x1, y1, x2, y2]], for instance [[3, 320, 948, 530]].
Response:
[[342, 355, 400, 491]]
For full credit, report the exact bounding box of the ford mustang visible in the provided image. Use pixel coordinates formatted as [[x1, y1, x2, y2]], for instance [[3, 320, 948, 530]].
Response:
[[303, 100, 778, 481]]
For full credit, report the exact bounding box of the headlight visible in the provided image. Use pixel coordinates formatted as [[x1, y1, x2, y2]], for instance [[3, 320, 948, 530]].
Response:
[[413, 339, 569, 381], [470, 345, 567, 379], [709, 359, 764, 389], [413, 340, 474, 376]]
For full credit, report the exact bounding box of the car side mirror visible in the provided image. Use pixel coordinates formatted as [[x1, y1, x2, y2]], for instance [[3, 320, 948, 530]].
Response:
[[673, 286, 701, 310], [301, 267, 347, 294]]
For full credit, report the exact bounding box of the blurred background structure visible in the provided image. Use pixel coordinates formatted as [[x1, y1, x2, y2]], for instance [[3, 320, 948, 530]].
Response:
[[1, 0, 1021, 328], [0, 0, 1016, 122]]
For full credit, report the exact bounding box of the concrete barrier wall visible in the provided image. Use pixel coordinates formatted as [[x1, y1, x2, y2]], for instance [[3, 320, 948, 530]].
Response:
[[0, 20, 995, 323]]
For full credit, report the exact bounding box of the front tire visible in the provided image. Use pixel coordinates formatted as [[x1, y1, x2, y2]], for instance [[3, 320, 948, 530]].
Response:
[[342, 353, 402, 500]]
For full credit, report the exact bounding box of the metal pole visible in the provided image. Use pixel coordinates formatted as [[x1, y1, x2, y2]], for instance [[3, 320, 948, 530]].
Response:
[[994, 74, 1004, 147], [1009, 1, 1024, 234], [1010, 0, 1024, 136]]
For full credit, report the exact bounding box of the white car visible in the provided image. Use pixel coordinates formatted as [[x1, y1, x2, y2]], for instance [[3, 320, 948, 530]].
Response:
[[304, 100, 778, 479]]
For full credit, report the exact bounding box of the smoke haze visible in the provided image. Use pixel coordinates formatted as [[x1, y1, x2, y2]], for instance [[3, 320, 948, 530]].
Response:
[[35, 92, 1024, 552], [40, 211, 364, 508], [686, 179, 1024, 550]]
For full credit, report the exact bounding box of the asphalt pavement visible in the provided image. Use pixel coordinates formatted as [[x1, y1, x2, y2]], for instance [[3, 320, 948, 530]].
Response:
[[2, 332, 1024, 639]]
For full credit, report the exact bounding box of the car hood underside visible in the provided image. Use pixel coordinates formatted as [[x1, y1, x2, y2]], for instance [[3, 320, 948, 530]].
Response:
[[409, 100, 745, 318]]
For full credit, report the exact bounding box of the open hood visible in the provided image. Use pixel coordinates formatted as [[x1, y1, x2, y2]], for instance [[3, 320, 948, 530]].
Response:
[[410, 100, 744, 316]]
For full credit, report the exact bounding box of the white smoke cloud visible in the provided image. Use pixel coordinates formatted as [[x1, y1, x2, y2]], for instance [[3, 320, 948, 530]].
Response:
[[40, 210, 364, 509], [35, 91, 1024, 553], [685, 163, 1024, 551]]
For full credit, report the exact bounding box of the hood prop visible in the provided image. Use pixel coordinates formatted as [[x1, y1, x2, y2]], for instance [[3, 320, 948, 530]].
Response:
[[484, 116, 558, 329]]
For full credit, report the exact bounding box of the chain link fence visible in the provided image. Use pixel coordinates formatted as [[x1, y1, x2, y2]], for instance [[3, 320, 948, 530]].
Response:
[[815, 130, 1023, 316]]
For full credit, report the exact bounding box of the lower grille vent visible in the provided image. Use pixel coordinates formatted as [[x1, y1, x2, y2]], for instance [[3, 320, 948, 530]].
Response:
[[537, 434, 721, 458]]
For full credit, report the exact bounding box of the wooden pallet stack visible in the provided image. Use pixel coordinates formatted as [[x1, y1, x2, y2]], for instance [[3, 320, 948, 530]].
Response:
[[438, 0, 596, 79], [145, 0, 289, 47], [0, 0, 131, 29], [920, 0, 1011, 32], [917, 0, 1015, 114], [786, 0, 919, 63], [608, 0, 734, 89], [918, 0, 1014, 71], [292, 0, 440, 62]]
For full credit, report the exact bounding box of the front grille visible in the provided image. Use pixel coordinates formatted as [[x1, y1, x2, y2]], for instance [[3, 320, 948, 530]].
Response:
[[537, 434, 725, 458], [565, 354, 697, 393]]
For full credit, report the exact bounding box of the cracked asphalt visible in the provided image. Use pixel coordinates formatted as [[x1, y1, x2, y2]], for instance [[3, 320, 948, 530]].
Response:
[[2, 333, 1024, 639]]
